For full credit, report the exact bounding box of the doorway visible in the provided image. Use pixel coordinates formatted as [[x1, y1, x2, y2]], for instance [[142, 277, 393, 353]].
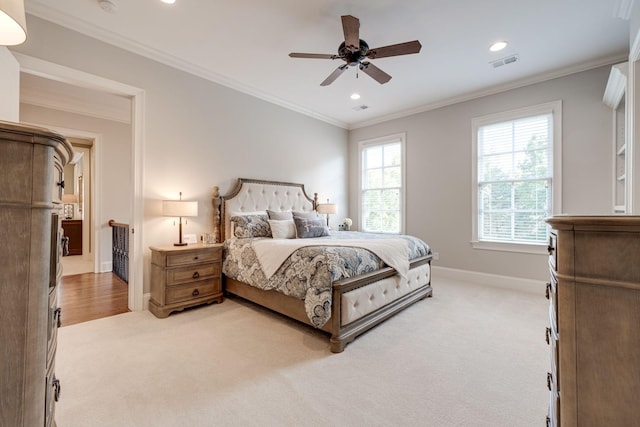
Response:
[[16, 52, 146, 313], [61, 137, 94, 276]]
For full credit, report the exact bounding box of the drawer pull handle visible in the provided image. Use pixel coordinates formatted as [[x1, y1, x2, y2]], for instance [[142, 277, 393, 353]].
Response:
[[192, 289, 200, 297], [547, 372, 553, 391], [54, 307, 62, 328], [192, 271, 200, 279], [545, 327, 551, 345], [546, 416, 551, 427], [53, 377, 61, 401], [547, 245, 554, 255], [545, 282, 551, 300]]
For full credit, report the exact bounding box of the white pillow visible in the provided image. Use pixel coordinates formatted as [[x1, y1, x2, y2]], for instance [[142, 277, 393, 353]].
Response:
[[268, 219, 296, 239]]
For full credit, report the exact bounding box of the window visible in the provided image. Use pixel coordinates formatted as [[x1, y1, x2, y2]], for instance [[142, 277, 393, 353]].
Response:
[[472, 101, 562, 254], [359, 133, 406, 234]]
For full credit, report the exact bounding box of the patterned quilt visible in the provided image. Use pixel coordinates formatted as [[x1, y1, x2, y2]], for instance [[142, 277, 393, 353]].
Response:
[[222, 231, 431, 328]]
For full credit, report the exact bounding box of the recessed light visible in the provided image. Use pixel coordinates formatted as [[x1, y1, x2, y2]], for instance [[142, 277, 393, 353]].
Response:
[[161, 0, 176, 4], [489, 41, 508, 52], [350, 93, 361, 100], [98, 0, 118, 13]]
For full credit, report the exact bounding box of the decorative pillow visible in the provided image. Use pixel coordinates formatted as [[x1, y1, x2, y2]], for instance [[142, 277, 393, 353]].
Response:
[[292, 211, 323, 220], [293, 216, 329, 238], [268, 219, 296, 239], [267, 209, 293, 220], [231, 214, 271, 238]]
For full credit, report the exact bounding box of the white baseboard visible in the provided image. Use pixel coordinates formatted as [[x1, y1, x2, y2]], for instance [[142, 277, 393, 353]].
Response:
[[431, 266, 545, 295]]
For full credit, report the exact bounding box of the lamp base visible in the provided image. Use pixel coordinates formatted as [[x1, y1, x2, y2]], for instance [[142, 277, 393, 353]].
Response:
[[173, 242, 188, 246]]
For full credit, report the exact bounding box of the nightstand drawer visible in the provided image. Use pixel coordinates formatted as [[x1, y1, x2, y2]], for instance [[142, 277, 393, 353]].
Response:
[[166, 249, 221, 267], [166, 263, 221, 285], [166, 279, 220, 304]]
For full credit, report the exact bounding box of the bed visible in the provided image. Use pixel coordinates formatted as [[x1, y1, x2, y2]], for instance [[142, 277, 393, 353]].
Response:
[[214, 178, 433, 352]]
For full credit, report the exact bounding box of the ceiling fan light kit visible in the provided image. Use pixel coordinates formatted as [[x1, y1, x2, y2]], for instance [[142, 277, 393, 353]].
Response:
[[289, 15, 422, 86]]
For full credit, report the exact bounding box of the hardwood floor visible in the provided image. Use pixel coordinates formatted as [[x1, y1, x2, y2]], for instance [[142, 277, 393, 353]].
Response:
[[58, 272, 130, 326]]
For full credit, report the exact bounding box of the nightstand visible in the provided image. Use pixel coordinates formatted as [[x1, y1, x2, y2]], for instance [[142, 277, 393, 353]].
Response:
[[149, 243, 224, 318]]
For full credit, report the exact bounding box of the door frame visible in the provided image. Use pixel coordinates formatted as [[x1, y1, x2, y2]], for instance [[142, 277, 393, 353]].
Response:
[[15, 52, 146, 312]]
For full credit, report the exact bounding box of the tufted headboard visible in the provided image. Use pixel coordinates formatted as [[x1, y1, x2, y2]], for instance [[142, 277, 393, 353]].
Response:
[[215, 178, 317, 242]]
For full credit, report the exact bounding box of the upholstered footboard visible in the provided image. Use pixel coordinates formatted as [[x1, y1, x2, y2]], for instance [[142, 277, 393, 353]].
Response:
[[224, 254, 432, 353], [328, 254, 432, 352]]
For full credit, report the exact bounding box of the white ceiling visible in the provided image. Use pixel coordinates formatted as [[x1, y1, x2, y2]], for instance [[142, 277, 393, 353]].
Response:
[[23, 0, 631, 129]]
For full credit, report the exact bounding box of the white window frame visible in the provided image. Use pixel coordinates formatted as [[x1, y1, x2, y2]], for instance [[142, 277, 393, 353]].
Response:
[[471, 101, 562, 254], [358, 133, 407, 234]]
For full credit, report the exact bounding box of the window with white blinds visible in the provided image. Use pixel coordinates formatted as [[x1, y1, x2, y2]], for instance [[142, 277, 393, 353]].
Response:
[[472, 101, 562, 253], [359, 134, 406, 234]]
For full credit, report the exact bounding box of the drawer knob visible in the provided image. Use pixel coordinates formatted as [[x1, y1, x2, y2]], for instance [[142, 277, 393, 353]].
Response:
[[53, 377, 61, 401], [194, 256, 199, 260], [192, 271, 200, 279], [547, 245, 554, 255], [192, 289, 200, 297], [545, 327, 551, 345], [54, 307, 62, 328]]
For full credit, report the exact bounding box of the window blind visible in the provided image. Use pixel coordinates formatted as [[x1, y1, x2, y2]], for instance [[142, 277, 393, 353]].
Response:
[[362, 141, 402, 233], [477, 114, 552, 244]]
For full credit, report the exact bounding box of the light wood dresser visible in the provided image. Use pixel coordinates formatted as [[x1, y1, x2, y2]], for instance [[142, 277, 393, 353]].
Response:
[[0, 121, 73, 426], [149, 243, 224, 318], [545, 216, 640, 427]]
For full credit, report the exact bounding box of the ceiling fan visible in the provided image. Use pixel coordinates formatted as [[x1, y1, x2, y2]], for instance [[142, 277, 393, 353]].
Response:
[[289, 15, 422, 86]]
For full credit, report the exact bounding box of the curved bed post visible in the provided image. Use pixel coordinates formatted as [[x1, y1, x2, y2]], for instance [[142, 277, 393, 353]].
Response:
[[212, 186, 222, 243]]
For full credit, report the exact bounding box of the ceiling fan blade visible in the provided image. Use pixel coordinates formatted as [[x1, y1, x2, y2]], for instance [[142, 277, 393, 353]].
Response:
[[320, 64, 349, 86], [366, 40, 422, 59], [341, 15, 360, 51], [359, 62, 391, 84], [289, 53, 338, 59]]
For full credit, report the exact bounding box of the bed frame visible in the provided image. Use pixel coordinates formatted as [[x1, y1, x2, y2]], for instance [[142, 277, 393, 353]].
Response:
[[214, 178, 433, 352]]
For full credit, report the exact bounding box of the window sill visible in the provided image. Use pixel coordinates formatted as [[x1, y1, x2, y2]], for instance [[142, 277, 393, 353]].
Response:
[[470, 240, 548, 255]]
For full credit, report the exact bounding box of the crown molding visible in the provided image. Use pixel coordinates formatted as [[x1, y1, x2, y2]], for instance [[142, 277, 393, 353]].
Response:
[[349, 52, 628, 130], [602, 62, 628, 108], [24, 4, 349, 129]]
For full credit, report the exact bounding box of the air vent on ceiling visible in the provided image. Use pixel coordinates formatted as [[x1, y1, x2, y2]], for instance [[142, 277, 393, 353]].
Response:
[[353, 105, 369, 111], [490, 54, 520, 69]]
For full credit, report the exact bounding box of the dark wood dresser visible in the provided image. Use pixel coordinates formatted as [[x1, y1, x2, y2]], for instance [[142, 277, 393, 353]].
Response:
[[62, 219, 83, 255], [0, 121, 73, 426], [545, 216, 640, 427]]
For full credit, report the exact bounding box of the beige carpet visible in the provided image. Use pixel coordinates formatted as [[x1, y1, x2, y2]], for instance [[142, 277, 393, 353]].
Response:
[[55, 276, 548, 426]]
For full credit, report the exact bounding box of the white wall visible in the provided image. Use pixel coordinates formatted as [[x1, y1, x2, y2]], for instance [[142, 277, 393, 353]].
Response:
[[349, 66, 614, 281], [0, 47, 20, 122], [11, 16, 348, 294]]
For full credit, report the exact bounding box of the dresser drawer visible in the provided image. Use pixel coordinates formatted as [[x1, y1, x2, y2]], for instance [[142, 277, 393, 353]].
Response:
[[166, 263, 221, 285], [166, 278, 220, 304], [166, 249, 221, 267]]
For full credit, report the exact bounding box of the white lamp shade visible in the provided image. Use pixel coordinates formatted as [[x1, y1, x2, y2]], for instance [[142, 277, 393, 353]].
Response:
[[62, 193, 78, 204], [163, 200, 198, 217], [317, 203, 337, 215], [0, 0, 27, 46]]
